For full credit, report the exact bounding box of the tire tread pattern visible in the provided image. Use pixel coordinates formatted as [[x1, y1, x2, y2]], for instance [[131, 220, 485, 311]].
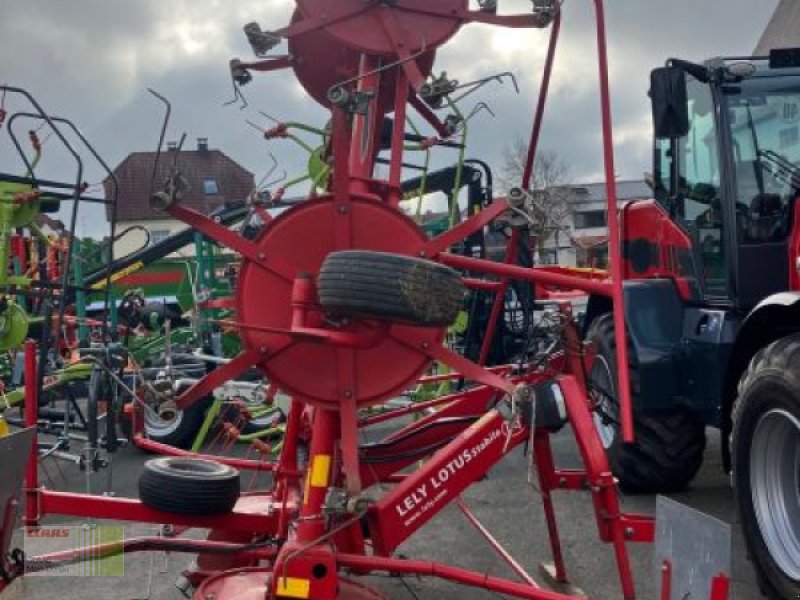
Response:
[[318, 251, 464, 327], [138, 458, 240, 515], [587, 314, 706, 493]]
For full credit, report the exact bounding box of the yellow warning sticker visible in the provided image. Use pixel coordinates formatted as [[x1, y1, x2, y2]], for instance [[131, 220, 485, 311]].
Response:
[[310, 454, 331, 488], [276, 577, 310, 599]]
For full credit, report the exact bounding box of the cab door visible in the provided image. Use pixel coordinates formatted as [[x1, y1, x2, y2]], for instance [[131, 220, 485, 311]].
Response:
[[721, 79, 796, 310], [656, 74, 731, 304]]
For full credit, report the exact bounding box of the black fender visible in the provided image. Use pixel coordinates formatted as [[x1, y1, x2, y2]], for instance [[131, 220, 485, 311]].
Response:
[[583, 279, 685, 412]]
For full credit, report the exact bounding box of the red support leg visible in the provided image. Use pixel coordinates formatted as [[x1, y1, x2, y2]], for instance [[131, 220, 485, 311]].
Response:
[[659, 560, 672, 600], [272, 408, 340, 600], [533, 432, 568, 584], [559, 375, 639, 600], [709, 573, 730, 600]]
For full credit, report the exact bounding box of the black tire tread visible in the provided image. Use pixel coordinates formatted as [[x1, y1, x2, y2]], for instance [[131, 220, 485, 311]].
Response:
[[732, 333, 800, 600], [138, 458, 240, 515], [587, 314, 706, 493], [318, 250, 464, 326]]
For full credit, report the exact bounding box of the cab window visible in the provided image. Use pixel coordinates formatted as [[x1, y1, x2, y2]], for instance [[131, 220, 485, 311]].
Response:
[[677, 77, 727, 297]]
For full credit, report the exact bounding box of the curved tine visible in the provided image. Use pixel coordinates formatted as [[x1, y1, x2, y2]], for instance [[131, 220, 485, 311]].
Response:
[[455, 102, 495, 136], [327, 36, 428, 99], [172, 133, 188, 169], [256, 153, 279, 189], [467, 102, 496, 121], [223, 80, 249, 110], [147, 88, 172, 198], [264, 152, 279, 181], [263, 169, 287, 190], [245, 119, 264, 134], [258, 111, 281, 125], [494, 71, 520, 94], [451, 71, 520, 104]]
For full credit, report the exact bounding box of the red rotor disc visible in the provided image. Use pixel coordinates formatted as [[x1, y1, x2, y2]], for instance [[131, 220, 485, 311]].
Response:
[[294, 0, 467, 56], [235, 197, 442, 409], [288, 9, 435, 111]]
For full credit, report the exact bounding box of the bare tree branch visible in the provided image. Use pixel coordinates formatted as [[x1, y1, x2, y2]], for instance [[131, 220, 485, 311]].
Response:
[[500, 136, 575, 251]]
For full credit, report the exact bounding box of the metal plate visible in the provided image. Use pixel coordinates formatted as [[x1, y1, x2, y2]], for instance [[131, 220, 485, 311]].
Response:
[[0, 428, 35, 560], [654, 496, 731, 600]]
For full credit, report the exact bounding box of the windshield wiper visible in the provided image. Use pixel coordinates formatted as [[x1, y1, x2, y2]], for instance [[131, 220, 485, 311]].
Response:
[[745, 103, 767, 196], [758, 148, 800, 191]]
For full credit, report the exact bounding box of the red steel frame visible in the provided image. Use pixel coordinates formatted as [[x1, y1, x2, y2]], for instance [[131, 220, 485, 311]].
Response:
[[10, 2, 728, 600]]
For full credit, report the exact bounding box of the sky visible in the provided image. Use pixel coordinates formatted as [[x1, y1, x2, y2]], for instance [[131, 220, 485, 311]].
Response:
[[0, 0, 780, 237]]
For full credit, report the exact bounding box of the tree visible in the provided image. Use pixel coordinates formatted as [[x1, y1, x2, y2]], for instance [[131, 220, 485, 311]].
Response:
[[77, 236, 109, 276], [500, 137, 574, 263]]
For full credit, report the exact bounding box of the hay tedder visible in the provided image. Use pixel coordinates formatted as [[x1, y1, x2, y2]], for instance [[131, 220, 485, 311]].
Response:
[[0, 1, 742, 599]]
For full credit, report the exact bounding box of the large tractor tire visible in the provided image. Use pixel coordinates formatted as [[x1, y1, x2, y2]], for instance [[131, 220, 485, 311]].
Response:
[[318, 250, 464, 326], [586, 314, 705, 493], [139, 457, 240, 515], [732, 335, 800, 599]]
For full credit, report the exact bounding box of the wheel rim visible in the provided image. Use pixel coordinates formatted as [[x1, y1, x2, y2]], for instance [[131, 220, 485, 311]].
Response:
[[750, 408, 800, 580], [590, 354, 618, 450], [144, 400, 184, 438]]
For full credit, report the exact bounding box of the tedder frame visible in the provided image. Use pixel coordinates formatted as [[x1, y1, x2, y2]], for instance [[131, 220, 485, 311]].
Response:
[[3, 2, 732, 600]]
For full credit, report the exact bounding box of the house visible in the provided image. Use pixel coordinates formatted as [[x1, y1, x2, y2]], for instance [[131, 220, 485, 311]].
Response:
[[755, 0, 800, 55], [104, 139, 255, 258], [537, 180, 651, 268]]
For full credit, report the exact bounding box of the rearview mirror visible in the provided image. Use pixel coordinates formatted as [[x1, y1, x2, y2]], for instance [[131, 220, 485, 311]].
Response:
[[650, 66, 689, 139]]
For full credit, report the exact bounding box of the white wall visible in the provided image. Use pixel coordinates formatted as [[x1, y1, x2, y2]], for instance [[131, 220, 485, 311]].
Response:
[[112, 219, 193, 260]]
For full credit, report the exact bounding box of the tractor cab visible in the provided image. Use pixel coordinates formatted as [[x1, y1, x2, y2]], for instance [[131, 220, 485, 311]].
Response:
[[648, 50, 800, 310], [588, 49, 800, 499]]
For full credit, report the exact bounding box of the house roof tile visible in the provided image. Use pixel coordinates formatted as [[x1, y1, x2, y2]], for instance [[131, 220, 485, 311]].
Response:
[[104, 148, 254, 222]]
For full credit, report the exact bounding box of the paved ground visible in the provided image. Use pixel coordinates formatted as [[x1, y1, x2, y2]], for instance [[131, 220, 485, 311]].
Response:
[[8, 425, 763, 600]]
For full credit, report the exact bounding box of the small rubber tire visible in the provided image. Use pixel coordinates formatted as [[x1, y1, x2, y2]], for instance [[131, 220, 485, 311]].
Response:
[[138, 457, 240, 515], [586, 313, 706, 493], [732, 335, 800, 599], [318, 250, 464, 326], [141, 382, 213, 450]]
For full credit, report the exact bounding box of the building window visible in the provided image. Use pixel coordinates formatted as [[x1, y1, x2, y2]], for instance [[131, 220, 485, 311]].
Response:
[[574, 210, 607, 229], [203, 178, 219, 195], [150, 229, 170, 246], [538, 248, 557, 265], [780, 126, 799, 149]]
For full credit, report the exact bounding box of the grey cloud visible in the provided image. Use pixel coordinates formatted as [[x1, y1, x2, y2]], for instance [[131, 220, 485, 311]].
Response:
[[0, 0, 779, 235]]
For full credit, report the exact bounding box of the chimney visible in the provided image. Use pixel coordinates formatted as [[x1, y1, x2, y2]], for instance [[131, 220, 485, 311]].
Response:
[[197, 137, 209, 153], [167, 141, 177, 151]]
